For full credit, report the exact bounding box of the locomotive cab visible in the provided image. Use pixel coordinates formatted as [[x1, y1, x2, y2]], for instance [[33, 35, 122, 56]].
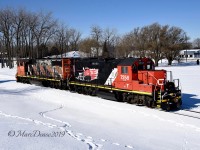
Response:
[[112, 57, 182, 110], [113, 58, 156, 94]]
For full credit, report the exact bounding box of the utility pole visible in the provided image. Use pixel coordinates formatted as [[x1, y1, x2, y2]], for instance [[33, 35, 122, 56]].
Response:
[[0, 43, 2, 68], [185, 33, 188, 62], [0, 45, 5, 68]]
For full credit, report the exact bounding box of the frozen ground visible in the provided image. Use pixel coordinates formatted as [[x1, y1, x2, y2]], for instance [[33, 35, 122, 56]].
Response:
[[0, 62, 200, 150]]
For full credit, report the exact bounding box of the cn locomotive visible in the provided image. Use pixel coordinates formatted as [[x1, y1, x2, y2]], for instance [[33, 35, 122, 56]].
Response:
[[16, 57, 182, 110]]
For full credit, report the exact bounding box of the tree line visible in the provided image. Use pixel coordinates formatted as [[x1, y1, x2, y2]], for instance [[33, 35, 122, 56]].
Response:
[[0, 7, 197, 68], [0, 8, 81, 68]]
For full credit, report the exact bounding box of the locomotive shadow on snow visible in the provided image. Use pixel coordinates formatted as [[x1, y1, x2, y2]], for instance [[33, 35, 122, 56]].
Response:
[[0, 79, 16, 84], [181, 93, 200, 110]]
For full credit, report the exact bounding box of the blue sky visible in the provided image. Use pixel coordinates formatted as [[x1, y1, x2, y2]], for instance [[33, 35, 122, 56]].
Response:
[[0, 0, 199, 41]]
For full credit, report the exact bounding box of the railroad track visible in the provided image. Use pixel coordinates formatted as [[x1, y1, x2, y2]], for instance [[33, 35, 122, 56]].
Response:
[[172, 109, 200, 120], [183, 109, 200, 114]]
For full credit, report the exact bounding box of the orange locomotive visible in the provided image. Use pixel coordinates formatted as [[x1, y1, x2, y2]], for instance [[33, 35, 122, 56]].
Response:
[[16, 57, 182, 110]]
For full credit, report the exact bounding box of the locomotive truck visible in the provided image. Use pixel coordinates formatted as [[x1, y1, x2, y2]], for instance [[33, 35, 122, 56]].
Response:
[[16, 57, 182, 110]]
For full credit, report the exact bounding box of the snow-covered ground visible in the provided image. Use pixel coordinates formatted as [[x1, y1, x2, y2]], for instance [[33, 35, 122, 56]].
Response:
[[0, 62, 200, 150]]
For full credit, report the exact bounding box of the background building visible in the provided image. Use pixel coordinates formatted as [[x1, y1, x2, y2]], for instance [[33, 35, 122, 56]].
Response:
[[179, 49, 200, 61]]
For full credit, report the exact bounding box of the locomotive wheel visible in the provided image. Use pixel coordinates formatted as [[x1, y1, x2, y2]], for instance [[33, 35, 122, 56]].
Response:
[[146, 100, 152, 108], [74, 85, 78, 93], [91, 88, 97, 96], [87, 87, 93, 95], [161, 103, 171, 111], [115, 92, 123, 102], [84, 87, 89, 95], [166, 104, 171, 111], [76, 86, 82, 94], [69, 85, 75, 92]]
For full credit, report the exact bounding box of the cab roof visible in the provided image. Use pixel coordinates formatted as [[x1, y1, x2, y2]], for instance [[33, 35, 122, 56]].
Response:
[[118, 58, 139, 66]]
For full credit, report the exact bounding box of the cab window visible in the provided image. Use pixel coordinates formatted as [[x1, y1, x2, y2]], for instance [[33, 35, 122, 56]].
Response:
[[147, 64, 151, 70], [138, 64, 144, 70], [146, 62, 154, 70], [121, 66, 128, 74], [138, 62, 144, 70]]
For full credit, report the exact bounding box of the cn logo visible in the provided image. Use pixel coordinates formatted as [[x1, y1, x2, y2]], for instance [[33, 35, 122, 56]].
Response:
[[77, 67, 99, 81], [83, 68, 98, 80]]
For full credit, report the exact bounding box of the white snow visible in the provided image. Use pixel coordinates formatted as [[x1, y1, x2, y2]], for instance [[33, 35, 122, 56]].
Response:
[[0, 62, 200, 150]]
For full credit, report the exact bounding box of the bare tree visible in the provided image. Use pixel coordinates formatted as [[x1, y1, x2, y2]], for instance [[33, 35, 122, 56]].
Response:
[[54, 24, 66, 57], [79, 37, 98, 57], [68, 28, 81, 51], [12, 8, 28, 59], [91, 25, 102, 43], [112, 35, 121, 58], [115, 33, 134, 57], [132, 27, 149, 57], [54, 24, 73, 57], [90, 25, 102, 56], [29, 11, 57, 58], [193, 38, 200, 49], [119, 23, 189, 66], [115, 27, 148, 58], [144, 23, 164, 66], [103, 27, 118, 57], [163, 27, 189, 65], [0, 8, 15, 68], [0, 34, 5, 68]]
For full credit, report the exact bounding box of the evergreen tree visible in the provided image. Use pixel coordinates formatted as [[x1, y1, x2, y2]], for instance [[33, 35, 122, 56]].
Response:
[[102, 41, 109, 58]]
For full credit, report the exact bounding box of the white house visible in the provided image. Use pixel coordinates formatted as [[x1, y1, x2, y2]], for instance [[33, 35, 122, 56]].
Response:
[[179, 49, 200, 60]]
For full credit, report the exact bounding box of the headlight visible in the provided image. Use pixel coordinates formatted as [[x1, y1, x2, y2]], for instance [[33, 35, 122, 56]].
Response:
[[170, 93, 176, 97]]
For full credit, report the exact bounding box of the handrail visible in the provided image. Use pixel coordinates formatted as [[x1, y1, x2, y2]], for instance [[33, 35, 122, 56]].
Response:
[[138, 71, 163, 102], [138, 71, 159, 83]]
